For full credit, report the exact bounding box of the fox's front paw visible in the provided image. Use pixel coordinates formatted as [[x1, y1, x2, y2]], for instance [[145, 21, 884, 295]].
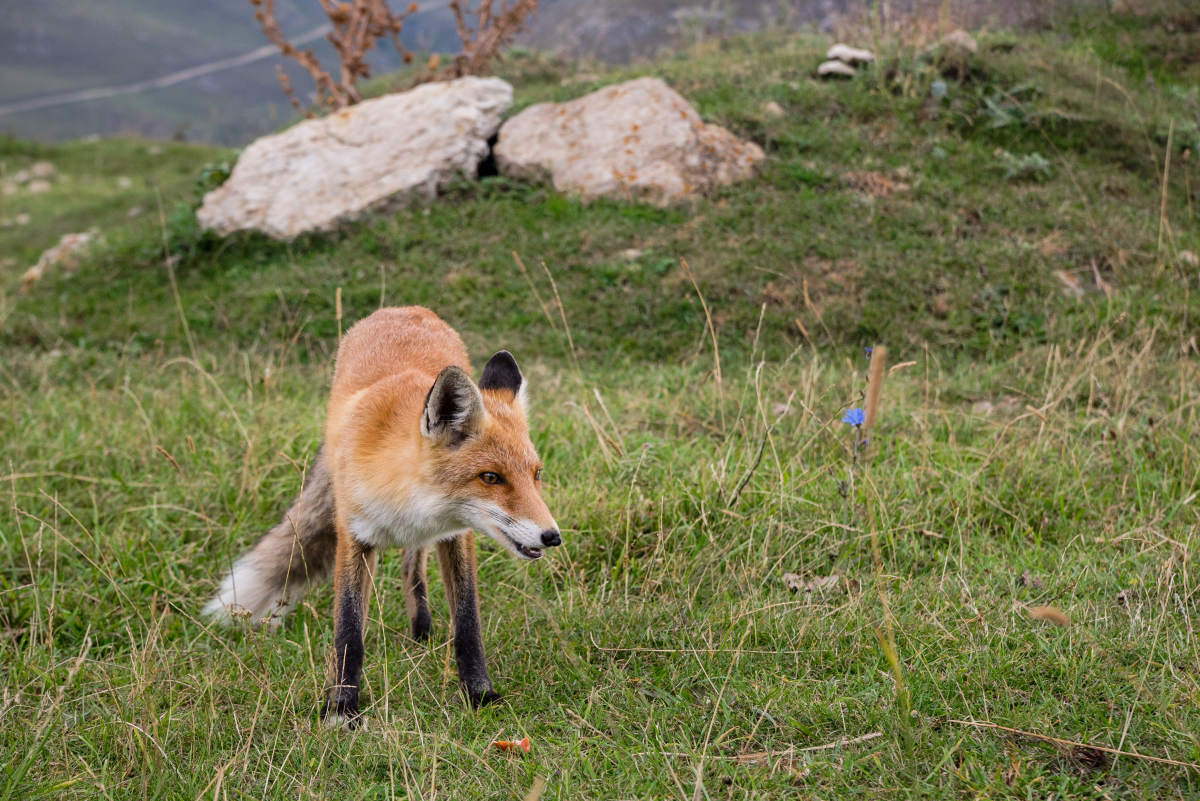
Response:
[[466, 687, 504, 709], [411, 615, 432, 643], [322, 692, 362, 730]]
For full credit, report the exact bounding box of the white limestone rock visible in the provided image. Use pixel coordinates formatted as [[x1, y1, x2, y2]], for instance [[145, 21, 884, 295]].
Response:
[[493, 77, 764, 206], [826, 44, 875, 65], [817, 60, 857, 78], [197, 77, 513, 240]]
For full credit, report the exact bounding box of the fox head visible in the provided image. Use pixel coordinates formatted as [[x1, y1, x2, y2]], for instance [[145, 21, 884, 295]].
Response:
[[420, 351, 560, 560]]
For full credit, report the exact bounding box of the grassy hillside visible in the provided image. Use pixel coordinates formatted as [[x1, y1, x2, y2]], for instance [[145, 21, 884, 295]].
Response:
[[2, 16, 1200, 800]]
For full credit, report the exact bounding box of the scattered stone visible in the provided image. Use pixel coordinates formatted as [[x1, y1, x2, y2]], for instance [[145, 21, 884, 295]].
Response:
[[971, 395, 1020, 415], [783, 573, 841, 594], [27, 180, 51, 194], [117, 177, 133, 189], [21, 231, 100, 291], [30, 161, 56, 179], [494, 77, 764, 206], [147, 145, 164, 155], [1054, 269, 1085, 298], [758, 100, 787, 117], [826, 44, 875, 65], [15, 213, 30, 225], [198, 77, 512, 240], [817, 60, 857, 78], [12, 169, 31, 184], [1179, 250, 1199, 267], [127, 206, 144, 217], [1018, 569, 1045, 590], [621, 248, 643, 260], [924, 29, 978, 71], [841, 170, 908, 197], [940, 29, 979, 57]]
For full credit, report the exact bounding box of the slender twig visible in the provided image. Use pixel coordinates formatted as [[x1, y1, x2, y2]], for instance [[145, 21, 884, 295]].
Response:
[[948, 720, 1200, 770]]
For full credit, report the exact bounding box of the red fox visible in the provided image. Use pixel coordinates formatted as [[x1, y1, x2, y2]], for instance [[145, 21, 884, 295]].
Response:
[[204, 306, 561, 725]]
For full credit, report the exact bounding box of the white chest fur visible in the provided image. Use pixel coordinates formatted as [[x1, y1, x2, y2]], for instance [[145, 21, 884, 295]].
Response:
[[348, 488, 467, 551]]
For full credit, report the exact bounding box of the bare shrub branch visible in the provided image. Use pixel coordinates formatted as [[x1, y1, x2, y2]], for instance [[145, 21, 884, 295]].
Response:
[[251, 0, 417, 114]]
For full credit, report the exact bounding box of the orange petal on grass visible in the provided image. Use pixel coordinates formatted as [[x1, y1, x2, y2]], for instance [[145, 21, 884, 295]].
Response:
[[493, 737, 531, 753]]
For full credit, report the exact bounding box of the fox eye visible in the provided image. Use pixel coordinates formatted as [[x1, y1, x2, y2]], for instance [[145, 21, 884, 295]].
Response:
[[534, 469, 542, 482], [479, 472, 502, 485]]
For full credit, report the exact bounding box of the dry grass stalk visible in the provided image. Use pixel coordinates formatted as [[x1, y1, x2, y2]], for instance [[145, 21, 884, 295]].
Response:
[[864, 345, 887, 432], [681, 258, 725, 434], [251, 0, 418, 114]]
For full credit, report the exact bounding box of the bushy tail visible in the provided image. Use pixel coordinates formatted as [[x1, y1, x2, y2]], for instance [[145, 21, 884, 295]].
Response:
[[203, 447, 337, 627]]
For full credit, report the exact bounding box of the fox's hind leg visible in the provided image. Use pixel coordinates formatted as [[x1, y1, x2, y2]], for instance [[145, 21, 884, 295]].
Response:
[[401, 547, 432, 641], [323, 533, 376, 729], [436, 531, 502, 708]]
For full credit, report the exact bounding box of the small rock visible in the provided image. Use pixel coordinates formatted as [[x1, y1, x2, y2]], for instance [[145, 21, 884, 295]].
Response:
[[941, 29, 979, 56], [127, 206, 144, 217], [931, 80, 948, 98], [1018, 569, 1045, 589], [12, 169, 31, 184], [972, 400, 994, 415], [1179, 250, 1199, 267], [924, 29, 978, 68], [773, 402, 790, 417], [826, 44, 875, 64], [817, 60, 857, 78], [30, 161, 56, 179], [763, 100, 785, 117], [621, 248, 643, 260], [842, 170, 906, 197], [27, 180, 51, 194], [15, 213, 30, 225], [1054, 269, 1084, 298], [147, 145, 163, 155], [783, 573, 841, 594], [495, 77, 764, 207], [21, 231, 100, 291], [117, 177, 133, 189]]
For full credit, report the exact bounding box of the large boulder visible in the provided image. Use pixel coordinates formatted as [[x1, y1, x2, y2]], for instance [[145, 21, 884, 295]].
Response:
[[494, 77, 764, 206], [197, 77, 513, 240]]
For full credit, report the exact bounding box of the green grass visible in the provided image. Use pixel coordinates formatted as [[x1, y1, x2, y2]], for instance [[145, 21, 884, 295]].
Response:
[[2, 17, 1200, 800]]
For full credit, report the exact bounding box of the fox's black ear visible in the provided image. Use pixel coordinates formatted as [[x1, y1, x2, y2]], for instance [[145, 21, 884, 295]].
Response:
[[479, 351, 525, 400], [421, 366, 485, 447]]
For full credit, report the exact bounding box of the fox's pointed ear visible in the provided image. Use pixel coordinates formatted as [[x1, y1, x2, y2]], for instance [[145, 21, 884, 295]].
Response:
[[478, 351, 527, 410], [421, 366, 485, 447]]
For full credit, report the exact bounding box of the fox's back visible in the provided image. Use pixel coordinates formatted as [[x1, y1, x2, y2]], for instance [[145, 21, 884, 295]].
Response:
[[333, 307, 470, 395]]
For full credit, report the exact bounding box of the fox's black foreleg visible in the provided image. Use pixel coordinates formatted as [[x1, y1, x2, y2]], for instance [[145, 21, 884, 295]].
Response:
[[323, 535, 376, 728], [401, 547, 433, 642], [436, 531, 502, 708]]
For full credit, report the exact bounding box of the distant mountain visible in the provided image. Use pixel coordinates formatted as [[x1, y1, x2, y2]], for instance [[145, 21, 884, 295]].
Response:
[[1, 0, 1047, 145]]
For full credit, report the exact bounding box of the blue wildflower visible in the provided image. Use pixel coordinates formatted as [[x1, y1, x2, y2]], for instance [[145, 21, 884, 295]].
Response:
[[842, 408, 866, 427], [864, 346, 873, 360]]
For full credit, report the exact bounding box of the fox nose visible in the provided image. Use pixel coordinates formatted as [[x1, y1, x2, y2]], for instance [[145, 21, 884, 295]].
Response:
[[540, 530, 562, 548]]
